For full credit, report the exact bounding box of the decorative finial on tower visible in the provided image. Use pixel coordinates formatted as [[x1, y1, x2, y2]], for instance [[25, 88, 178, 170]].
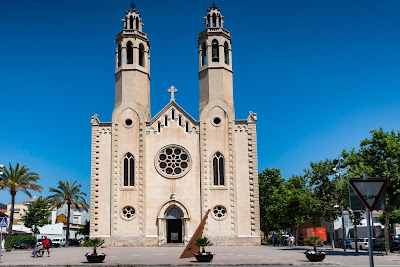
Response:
[[130, 0, 136, 10], [168, 86, 178, 101], [212, 1, 217, 8]]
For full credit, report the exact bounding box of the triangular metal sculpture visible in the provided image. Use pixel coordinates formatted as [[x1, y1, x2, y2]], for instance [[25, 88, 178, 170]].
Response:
[[349, 178, 387, 211], [180, 209, 211, 258]]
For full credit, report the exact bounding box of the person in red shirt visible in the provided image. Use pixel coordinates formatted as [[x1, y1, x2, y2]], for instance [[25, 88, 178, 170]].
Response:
[[42, 236, 51, 257]]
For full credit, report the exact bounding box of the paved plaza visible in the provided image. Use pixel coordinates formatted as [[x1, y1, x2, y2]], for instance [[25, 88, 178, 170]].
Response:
[[1, 245, 400, 266]]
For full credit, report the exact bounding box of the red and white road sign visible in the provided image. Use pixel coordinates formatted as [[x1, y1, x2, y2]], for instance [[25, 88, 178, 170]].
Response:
[[349, 179, 387, 211]]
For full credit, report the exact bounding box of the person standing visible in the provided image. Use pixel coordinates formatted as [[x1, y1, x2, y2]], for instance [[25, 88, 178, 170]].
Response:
[[42, 236, 51, 257]]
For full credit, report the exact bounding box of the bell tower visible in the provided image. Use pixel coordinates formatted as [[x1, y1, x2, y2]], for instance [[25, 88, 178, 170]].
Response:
[[198, 3, 233, 114], [114, 1, 151, 119]]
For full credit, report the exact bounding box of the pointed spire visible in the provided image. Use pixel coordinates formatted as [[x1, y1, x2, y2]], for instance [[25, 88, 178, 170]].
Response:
[[130, 0, 136, 10]]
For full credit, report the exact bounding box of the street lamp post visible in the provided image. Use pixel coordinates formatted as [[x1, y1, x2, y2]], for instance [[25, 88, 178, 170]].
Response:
[[333, 157, 346, 252]]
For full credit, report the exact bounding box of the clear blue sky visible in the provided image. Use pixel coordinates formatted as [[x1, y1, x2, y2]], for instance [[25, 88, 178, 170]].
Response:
[[1, 0, 400, 205]]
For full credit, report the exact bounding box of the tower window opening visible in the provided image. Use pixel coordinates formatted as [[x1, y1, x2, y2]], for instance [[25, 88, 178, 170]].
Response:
[[213, 152, 225, 186], [136, 17, 139, 30], [219, 17, 222, 27], [117, 44, 122, 67], [164, 115, 168, 127], [212, 40, 219, 62], [207, 15, 211, 27], [158, 122, 161, 133], [212, 13, 217, 27], [129, 15, 134, 29], [185, 122, 189, 133], [123, 153, 135, 187], [171, 109, 175, 120], [178, 115, 182, 126], [126, 42, 133, 64], [139, 43, 145, 66], [224, 42, 229, 64], [202, 42, 207, 66]]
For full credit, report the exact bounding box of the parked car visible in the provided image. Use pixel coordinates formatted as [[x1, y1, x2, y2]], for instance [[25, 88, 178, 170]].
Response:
[[374, 235, 400, 252], [51, 238, 66, 247], [13, 239, 36, 249], [68, 238, 80, 246], [336, 238, 354, 249], [391, 234, 400, 252], [349, 238, 371, 250], [297, 237, 305, 246]]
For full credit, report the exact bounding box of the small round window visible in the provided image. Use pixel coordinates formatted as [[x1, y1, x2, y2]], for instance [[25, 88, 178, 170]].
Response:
[[121, 206, 136, 220], [212, 205, 227, 220], [155, 145, 191, 179], [124, 118, 133, 128], [211, 117, 222, 127]]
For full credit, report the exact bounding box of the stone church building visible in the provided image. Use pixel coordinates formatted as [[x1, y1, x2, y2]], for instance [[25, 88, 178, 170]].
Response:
[[90, 2, 260, 246]]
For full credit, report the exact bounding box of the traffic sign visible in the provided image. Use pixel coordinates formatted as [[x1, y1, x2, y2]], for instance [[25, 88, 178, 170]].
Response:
[[0, 217, 8, 227], [349, 178, 387, 211]]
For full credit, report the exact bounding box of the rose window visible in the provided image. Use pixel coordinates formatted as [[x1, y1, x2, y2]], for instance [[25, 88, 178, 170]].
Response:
[[212, 205, 227, 220], [121, 206, 136, 220], [155, 145, 191, 178]]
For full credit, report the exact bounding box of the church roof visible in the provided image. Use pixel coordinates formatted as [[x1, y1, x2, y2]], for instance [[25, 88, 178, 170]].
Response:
[[148, 100, 199, 126]]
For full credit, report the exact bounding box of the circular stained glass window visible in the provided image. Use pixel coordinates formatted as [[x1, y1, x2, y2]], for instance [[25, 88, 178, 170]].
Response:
[[121, 206, 136, 221], [212, 205, 227, 220], [155, 145, 191, 179]]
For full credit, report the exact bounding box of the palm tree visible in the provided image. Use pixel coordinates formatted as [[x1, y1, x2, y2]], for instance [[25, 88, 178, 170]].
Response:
[[0, 163, 42, 252], [46, 179, 89, 247]]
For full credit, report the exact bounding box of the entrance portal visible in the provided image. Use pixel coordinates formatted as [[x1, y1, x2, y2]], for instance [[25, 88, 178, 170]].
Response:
[[166, 207, 182, 243]]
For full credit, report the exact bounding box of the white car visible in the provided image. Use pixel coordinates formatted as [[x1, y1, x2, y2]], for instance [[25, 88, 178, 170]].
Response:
[[51, 238, 66, 247], [349, 238, 372, 250]]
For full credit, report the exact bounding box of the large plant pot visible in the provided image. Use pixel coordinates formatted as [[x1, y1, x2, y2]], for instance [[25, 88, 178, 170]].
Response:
[[306, 253, 325, 262], [86, 254, 106, 263], [195, 254, 214, 262]]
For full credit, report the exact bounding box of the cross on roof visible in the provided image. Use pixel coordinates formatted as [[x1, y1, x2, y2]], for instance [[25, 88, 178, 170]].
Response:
[[168, 86, 178, 101]]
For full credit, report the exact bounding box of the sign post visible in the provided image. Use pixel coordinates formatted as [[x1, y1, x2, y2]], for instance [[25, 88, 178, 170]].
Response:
[[349, 175, 387, 267], [0, 217, 8, 264]]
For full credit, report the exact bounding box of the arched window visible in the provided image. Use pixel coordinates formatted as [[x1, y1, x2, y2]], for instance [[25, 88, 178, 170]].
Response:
[[213, 152, 225, 186], [171, 109, 175, 120], [201, 42, 207, 66], [123, 153, 135, 186], [164, 115, 168, 127], [129, 15, 134, 29], [158, 121, 161, 133], [212, 13, 217, 27], [139, 43, 145, 66], [178, 115, 182, 126], [224, 42, 229, 64], [185, 122, 189, 133], [117, 44, 122, 67], [136, 17, 139, 30], [212, 40, 219, 62], [207, 15, 210, 27], [126, 42, 133, 64], [219, 17, 222, 27]]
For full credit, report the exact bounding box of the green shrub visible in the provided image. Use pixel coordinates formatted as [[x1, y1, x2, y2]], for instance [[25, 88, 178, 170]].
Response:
[[5, 235, 35, 248]]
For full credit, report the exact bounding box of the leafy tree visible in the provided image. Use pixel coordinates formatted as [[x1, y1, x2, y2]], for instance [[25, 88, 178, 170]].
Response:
[[344, 127, 400, 255], [305, 159, 342, 249], [77, 220, 90, 236], [46, 179, 89, 247], [379, 209, 400, 225], [259, 168, 285, 236], [22, 197, 51, 241], [0, 163, 42, 252]]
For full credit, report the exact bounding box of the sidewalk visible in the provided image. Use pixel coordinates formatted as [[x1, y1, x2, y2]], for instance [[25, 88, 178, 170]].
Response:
[[1, 245, 400, 266]]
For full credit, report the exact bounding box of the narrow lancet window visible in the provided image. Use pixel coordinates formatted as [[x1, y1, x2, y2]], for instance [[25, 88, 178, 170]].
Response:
[[164, 116, 168, 127], [202, 42, 207, 66], [212, 40, 219, 62], [139, 44, 145, 66], [130, 16, 134, 29], [185, 122, 189, 133], [224, 42, 229, 64], [127, 42, 133, 64], [158, 122, 161, 133], [171, 109, 175, 120], [117, 44, 122, 67], [178, 115, 182, 126], [136, 17, 139, 30], [123, 153, 135, 186], [212, 13, 217, 27], [213, 152, 225, 186]]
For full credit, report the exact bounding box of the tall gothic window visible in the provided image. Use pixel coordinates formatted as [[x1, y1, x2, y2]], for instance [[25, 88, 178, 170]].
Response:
[[129, 15, 134, 29], [136, 17, 139, 30], [123, 153, 135, 186], [202, 42, 207, 66], [126, 42, 133, 64], [117, 44, 122, 67], [213, 152, 225, 186], [212, 40, 219, 62], [224, 42, 229, 64], [139, 44, 145, 66], [212, 13, 217, 27]]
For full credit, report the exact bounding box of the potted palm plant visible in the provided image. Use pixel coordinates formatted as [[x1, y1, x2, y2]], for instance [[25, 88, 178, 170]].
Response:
[[84, 238, 106, 263], [194, 236, 214, 262], [304, 235, 325, 262]]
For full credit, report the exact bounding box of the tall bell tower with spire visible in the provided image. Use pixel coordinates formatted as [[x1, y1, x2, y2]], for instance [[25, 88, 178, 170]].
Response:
[[114, 0, 151, 119], [198, 3, 233, 114]]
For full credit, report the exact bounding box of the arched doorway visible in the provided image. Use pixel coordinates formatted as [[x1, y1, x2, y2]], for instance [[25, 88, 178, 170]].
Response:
[[157, 200, 190, 246], [166, 207, 182, 243]]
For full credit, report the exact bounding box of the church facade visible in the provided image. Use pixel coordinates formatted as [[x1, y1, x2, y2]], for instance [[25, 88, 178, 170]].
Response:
[[90, 3, 260, 246]]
